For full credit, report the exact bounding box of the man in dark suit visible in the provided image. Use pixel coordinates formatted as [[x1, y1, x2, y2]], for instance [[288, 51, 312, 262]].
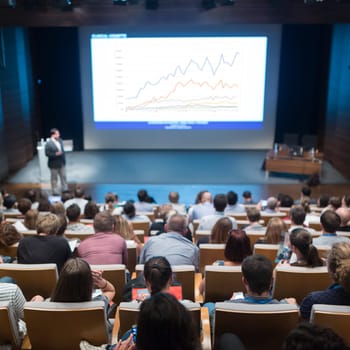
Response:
[[45, 128, 68, 195]]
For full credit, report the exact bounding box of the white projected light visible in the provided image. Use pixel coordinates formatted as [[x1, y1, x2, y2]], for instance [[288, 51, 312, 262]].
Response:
[[90, 35, 267, 127]]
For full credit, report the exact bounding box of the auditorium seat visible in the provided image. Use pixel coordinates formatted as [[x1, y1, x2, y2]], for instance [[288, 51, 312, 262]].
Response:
[[245, 231, 267, 247], [202, 265, 242, 303], [194, 230, 211, 244], [136, 264, 195, 301], [0, 301, 22, 349], [90, 264, 126, 306], [24, 300, 108, 350], [214, 302, 299, 350], [0, 263, 58, 300], [260, 212, 286, 225], [131, 222, 150, 239], [64, 231, 94, 241], [310, 304, 350, 344], [199, 243, 225, 274], [273, 265, 332, 304], [253, 243, 279, 266], [0, 243, 18, 259], [126, 241, 137, 274]]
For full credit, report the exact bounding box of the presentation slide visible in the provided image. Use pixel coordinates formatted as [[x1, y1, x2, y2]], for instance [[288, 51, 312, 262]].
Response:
[[90, 35, 267, 130], [80, 25, 281, 149]]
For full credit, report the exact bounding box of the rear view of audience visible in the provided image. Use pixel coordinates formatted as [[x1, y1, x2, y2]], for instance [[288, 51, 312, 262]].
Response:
[[257, 217, 287, 244], [300, 241, 350, 320]]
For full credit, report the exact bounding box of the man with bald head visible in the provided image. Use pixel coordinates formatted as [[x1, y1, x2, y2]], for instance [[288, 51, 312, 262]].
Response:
[[168, 191, 186, 215], [336, 207, 350, 232], [189, 191, 215, 222], [139, 214, 199, 271]]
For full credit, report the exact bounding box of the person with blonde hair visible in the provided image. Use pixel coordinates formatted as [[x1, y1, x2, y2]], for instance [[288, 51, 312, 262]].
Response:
[[258, 217, 287, 244], [300, 241, 350, 319]]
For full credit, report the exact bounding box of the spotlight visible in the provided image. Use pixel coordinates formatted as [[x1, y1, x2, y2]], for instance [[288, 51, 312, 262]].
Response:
[[145, 0, 158, 9], [202, 0, 216, 9]]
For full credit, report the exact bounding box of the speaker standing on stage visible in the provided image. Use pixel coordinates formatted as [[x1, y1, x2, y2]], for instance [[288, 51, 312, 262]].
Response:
[[45, 128, 68, 195]]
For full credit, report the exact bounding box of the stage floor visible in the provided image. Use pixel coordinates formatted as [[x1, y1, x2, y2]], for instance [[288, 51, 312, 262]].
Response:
[[5, 150, 349, 205]]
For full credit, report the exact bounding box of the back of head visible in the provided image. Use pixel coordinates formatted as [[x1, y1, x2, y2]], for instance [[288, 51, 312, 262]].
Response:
[[137, 189, 148, 202], [61, 190, 73, 203], [168, 191, 179, 204], [243, 190, 252, 200], [329, 196, 342, 210], [265, 217, 286, 244], [300, 198, 311, 214], [74, 187, 85, 198], [266, 197, 278, 210], [104, 192, 117, 204], [144, 256, 172, 295], [282, 323, 348, 350], [24, 209, 39, 230], [343, 195, 350, 208], [93, 211, 114, 233], [318, 194, 330, 208], [66, 203, 81, 222], [213, 193, 227, 212], [210, 217, 233, 243], [37, 213, 60, 235], [166, 214, 187, 235], [328, 241, 350, 292], [123, 202, 136, 219], [301, 186, 311, 197], [246, 207, 261, 223], [113, 215, 133, 239], [321, 210, 341, 233], [226, 191, 238, 206], [0, 223, 22, 247], [51, 258, 92, 302], [279, 194, 294, 208], [336, 207, 350, 226], [50, 201, 66, 217], [224, 229, 252, 264], [241, 254, 273, 295], [290, 205, 306, 225], [290, 229, 323, 267], [3, 194, 16, 209], [17, 198, 32, 215], [137, 293, 201, 350], [24, 189, 37, 203], [83, 201, 100, 219]]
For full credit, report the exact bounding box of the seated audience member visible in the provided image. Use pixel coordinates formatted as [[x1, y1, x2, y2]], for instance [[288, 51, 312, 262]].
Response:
[[66, 204, 93, 233], [2, 193, 20, 214], [78, 211, 127, 265], [342, 194, 350, 208], [198, 194, 237, 231], [17, 213, 71, 272], [224, 191, 245, 214], [199, 229, 252, 295], [37, 196, 51, 212], [150, 204, 175, 234], [243, 208, 265, 231], [288, 205, 315, 233], [197, 216, 233, 245], [23, 189, 39, 210], [242, 190, 254, 205], [167, 191, 186, 215], [103, 192, 123, 215], [299, 241, 350, 320], [320, 196, 342, 215], [81, 292, 201, 350], [313, 211, 350, 246], [17, 198, 32, 216], [50, 201, 66, 217], [188, 190, 214, 222], [317, 193, 330, 209], [278, 194, 294, 208], [113, 215, 138, 241], [285, 229, 324, 267], [283, 323, 348, 350], [257, 217, 287, 244], [261, 197, 280, 214], [123, 202, 151, 225], [294, 186, 317, 205], [83, 200, 100, 220], [140, 214, 199, 271], [122, 256, 173, 303], [50, 257, 115, 337], [64, 187, 88, 213], [301, 198, 321, 226], [134, 189, 155, 213], [336, 207, 350, 232], [227, 254, 296, 304], [23, 209, 39, 230], [0, 222, 22, 263], [61, 190, 73, 204]]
